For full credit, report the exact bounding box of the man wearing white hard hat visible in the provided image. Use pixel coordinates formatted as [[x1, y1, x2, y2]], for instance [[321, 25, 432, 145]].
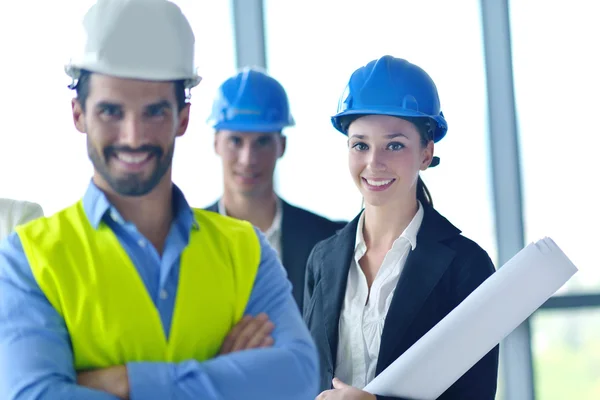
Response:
[[0, 1, 319, 399]]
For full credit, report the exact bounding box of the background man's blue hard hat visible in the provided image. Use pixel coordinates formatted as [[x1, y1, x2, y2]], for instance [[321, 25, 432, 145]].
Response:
[[208, 67, 295, 133], [331, 55, 448, 142]]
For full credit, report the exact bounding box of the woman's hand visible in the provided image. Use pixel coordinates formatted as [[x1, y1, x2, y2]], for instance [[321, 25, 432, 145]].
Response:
[[316, 378, 377, 400]]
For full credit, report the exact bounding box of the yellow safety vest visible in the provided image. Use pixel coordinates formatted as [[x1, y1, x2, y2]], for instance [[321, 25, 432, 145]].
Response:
[[16, 201, 261, 370]]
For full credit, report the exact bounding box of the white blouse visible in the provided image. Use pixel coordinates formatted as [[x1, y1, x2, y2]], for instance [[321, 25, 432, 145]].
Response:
[[334, 202, 424, 389]]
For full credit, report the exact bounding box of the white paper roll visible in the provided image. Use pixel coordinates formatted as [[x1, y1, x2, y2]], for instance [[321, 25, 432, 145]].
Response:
[[363, 237, 578, 399]]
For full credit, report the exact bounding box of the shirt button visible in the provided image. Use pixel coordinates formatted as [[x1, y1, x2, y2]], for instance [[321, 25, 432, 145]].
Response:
[[110, 211, 120, 222], [159, 290, 168, 300], [138, 239, 146, 247]]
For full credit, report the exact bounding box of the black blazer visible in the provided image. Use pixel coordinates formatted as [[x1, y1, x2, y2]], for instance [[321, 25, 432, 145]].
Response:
[[303, 205, 499, 400], [205, 198, 346, 309]]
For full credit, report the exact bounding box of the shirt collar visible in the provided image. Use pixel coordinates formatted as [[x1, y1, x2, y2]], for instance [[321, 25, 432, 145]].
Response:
[[217, 196, 282, 236], [82, 180, 199, 230], [355, 200, 424, 253]]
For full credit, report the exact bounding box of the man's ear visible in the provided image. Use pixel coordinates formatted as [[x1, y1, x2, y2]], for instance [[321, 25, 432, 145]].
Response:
[[278, 134, 287, 158], [72, 98, 87, 134], [176, 103, 191, 138]]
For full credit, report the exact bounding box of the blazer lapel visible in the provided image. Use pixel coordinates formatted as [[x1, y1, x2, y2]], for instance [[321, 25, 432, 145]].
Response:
[[376, 206, 461, 372], [319, 213, 360, 370], [280, 200, 295, 272], [280, 200, 313, 307]]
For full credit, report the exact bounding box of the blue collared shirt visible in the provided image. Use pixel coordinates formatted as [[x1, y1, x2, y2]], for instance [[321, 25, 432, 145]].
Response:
[[0, 182, 319, 400]]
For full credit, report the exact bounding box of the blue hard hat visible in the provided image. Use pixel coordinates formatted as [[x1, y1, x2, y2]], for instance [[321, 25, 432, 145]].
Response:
[[331, 55, 448, 142], [208, 67, 295, 132]]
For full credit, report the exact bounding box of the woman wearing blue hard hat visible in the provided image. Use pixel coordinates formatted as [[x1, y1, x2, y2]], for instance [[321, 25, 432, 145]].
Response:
[[305, 55, 499, 400]]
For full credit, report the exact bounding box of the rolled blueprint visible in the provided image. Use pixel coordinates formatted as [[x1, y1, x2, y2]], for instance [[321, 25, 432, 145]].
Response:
[[363, 237, 578, 399]]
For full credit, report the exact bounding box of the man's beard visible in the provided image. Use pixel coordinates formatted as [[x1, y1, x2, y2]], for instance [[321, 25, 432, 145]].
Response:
[[88, 140, 175, 197]]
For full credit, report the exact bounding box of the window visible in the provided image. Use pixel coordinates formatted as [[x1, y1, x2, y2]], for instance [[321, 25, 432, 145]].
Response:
[[0, 0, 236, 214], [531, 309, 600, 399], [510, 0, 600, 294], [264, 0, 497, 261], [169, 0, 237, 209]]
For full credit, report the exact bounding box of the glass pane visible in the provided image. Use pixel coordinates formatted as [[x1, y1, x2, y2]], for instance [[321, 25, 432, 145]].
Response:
[[0, 1, 236, 213], [264, 0, 498, 262], [169, 0, 238, 209], [532, 309, 600, 400], [510, 0, 600, 293]]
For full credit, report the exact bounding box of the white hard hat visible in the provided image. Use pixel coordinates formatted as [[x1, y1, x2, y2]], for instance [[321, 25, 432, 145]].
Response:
[[65, 0, 202, 89]]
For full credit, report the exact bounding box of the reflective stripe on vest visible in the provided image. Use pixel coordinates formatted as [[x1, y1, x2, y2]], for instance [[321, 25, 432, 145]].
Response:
[[16, 201, 261, 370]]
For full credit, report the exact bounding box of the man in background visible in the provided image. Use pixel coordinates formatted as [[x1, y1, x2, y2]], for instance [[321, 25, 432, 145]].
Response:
[[207, 67, 346, 310]]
